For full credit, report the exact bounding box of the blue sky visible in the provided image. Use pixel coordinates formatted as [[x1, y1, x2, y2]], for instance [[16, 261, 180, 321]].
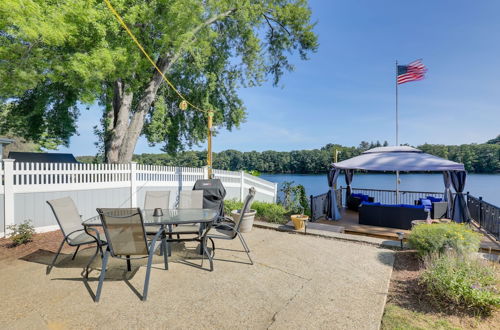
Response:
[[60, 0, 500, 156]]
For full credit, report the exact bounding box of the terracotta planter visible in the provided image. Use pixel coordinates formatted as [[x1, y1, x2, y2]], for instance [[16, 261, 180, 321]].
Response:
[[231, 209, 256, 233], [291, 214, 309, 230]]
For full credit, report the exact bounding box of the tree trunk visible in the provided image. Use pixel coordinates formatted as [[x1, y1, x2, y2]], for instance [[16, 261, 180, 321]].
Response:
[[104, 80, 133, 163], [103, 9, 238, 163]]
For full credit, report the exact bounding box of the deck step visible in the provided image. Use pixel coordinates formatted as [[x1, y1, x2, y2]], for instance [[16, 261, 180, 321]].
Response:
[[285, 221, 345, 233]]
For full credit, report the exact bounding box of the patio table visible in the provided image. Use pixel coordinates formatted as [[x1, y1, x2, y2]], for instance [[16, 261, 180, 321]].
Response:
[[82, 208, 219, 272]]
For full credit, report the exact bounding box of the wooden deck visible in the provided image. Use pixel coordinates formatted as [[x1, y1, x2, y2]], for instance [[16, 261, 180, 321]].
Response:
[[316, 208, 500, 254]]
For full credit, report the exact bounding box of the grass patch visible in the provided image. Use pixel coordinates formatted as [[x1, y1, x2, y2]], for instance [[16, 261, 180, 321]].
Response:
[[382, 303, 460, 330]]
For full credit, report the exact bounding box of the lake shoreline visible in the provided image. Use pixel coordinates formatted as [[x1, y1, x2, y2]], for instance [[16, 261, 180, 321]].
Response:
[[260, 173, 500, 207]]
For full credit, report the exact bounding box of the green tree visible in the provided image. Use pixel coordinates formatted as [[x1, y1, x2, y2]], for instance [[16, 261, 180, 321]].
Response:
[[0, 0, 318, 163]]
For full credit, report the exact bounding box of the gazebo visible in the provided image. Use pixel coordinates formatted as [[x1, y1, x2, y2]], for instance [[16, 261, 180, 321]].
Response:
[[327, 146, 470, 223]]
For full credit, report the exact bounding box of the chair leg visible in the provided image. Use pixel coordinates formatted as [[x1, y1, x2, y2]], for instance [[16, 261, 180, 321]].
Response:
[[237, 233, 253, 265], [47, 239, 65, 275], [126, 256, 131, 272], [162, 236, 169, 270], [202, 236, 213, 271], [71, 245, 80, 260], [94, 250, 109, 303], [143, 253, 155, 301], [84, 243, 101, 279]]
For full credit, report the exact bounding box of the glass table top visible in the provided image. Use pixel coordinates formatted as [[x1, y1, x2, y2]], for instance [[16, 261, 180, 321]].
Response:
[[83, 208, 219, 226]]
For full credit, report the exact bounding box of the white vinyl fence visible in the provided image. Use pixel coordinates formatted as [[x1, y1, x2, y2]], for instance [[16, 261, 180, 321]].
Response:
[[0, 160, 277, 237]]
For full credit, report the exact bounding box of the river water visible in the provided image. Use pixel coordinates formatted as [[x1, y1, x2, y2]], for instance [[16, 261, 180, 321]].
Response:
[[260, 173, 500, 206]]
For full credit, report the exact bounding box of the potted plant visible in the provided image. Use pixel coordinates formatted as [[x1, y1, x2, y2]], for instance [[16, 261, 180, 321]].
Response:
[[231, 208, 257, 233], [291, 207, 309, 231]]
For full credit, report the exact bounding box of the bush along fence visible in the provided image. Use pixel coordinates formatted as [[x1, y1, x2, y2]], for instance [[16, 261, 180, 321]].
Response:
[[0, 160, 277, 237]]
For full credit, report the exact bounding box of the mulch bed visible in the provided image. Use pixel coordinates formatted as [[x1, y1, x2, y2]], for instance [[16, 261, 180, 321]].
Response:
[[386, 251, 430, 311], [0, 230, 72, 262]]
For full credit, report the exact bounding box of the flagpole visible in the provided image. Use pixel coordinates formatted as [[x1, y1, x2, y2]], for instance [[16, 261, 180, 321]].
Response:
[[395, 61, 400, 203], [395, 60, 399, 146]]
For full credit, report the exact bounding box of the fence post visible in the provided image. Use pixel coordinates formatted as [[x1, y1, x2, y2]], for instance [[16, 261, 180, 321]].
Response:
[[478, 196, 483, 228], [3, 159, 14, 237], [203, 166, 209, 180], [273, 182, 278, 203], [130, 162, 137, 208], [240, 171, 245, 202]]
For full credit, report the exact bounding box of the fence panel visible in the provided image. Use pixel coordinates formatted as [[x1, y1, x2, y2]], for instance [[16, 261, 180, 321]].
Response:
[[1, 162, 277, 236]]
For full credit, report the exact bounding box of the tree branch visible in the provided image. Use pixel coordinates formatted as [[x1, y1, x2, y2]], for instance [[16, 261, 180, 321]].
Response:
[[263, 15, 274, 39], [263, 14, 291, 36]]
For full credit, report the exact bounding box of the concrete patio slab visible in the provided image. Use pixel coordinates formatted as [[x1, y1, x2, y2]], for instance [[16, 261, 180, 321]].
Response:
[[0, 228, 394, 330]]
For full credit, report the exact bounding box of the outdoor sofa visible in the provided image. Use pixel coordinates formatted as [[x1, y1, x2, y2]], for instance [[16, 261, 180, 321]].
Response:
[[346, 193, 375, 211], [358, 202, 427, 230]]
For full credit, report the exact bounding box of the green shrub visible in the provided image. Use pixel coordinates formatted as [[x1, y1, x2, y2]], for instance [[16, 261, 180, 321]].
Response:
[[223, 199, 243, 216], [224, 199, 288, 224], [7, 220, 35, 246], [408, 223, 481, 257], [421, 254, 500, 315], [252, 201, 288, 224]]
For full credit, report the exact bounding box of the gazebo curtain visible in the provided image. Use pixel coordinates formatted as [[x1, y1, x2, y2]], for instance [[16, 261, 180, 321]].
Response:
[[442, 171, 453, 218], [344, 169, 354, 200], [450, 171, 470, 223], [327, 168, 341, 220]]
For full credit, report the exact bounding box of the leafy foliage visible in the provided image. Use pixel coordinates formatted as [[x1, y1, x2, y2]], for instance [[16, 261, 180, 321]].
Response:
[[223, 199, 287, 224], [7, 220, 36, 246], [486, 134, 500, 145], [279, 181, 309, 214], [88, 138, 500, 173], [408, 223, 481, 257], [421, 254, 500, 315], [251, 201, 287, 224], [0, 0, 318, 156]]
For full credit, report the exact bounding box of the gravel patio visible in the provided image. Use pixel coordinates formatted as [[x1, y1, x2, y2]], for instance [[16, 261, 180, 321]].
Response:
[[0, 228, 394, 329]]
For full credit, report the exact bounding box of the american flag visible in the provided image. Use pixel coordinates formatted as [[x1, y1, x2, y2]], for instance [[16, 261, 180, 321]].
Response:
[[397, 59, 427, 84]]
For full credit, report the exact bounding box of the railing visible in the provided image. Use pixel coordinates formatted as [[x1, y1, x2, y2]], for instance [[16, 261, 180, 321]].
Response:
[[468, 194, 500, 241], [340, 187, 447, 206]]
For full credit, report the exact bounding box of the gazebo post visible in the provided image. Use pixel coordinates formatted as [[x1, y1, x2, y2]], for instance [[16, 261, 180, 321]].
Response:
[[396, 170, 400, 204]]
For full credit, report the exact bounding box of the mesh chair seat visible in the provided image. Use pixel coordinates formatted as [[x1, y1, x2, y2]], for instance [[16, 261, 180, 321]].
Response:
[[67, 231, 106, 246], [209, 223, 236, 238]]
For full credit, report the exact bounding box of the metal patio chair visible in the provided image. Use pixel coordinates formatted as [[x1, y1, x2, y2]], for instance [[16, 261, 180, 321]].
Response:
[[144, 191, 171, 252], [171, 190, 204, 236], [207, 187, 256, 265], [144, 190, 170, 210], [94, 208, 166, 302], [46, 197, 106, 274], [178, 190, 204, 209]]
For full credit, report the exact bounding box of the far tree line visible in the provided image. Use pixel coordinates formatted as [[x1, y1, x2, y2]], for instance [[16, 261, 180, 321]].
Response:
[[77, 136, 500, 174]]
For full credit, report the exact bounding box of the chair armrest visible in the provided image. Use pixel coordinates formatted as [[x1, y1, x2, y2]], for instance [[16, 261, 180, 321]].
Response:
[[147, 228, 165, 255], [84, 227, 105, 244]]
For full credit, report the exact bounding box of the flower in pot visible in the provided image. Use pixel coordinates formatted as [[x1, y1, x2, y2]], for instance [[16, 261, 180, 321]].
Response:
[[291, 207, 309, 230]]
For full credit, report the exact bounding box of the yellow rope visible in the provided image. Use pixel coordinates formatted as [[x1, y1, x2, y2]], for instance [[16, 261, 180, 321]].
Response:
[[103, 0, 210, 114]]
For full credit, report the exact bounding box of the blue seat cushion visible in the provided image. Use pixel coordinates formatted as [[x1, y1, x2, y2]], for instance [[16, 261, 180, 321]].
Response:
[[399, 204, 425, 209], [351, 193, 370, 202], [426, 196, 443, 203], [420, 199, 432, 208], [361, 201, 381, 206]]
